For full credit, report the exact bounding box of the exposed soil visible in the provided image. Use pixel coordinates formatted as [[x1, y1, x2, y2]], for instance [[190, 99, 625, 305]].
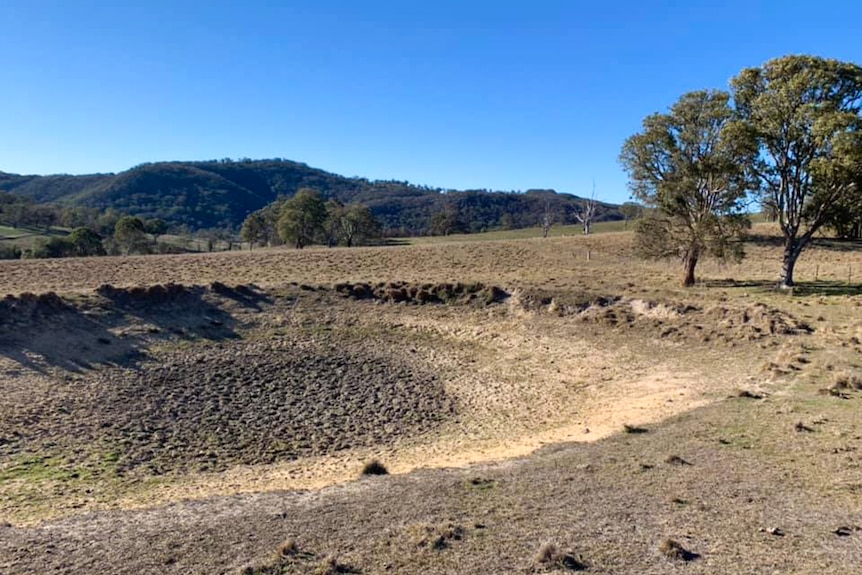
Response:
[[513, 288, 814, 345], [2, 230, 862, 574], [3, 339, 453, 478], [334, 280, 509, 306], [4, 388, 862, 575]]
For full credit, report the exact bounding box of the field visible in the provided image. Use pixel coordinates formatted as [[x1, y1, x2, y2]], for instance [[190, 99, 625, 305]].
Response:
[[2, 225, 862, 574], [0, 224, 70, 251]]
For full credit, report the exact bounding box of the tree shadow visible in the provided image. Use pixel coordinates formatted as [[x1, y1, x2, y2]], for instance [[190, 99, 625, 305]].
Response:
[[745, 233, 785, 248], [698, 278, 777, 289], [810, 237, 862, 252], [787, 281, 862, 297], [747, 233, 862, 253], [699, 278, 862, 297]]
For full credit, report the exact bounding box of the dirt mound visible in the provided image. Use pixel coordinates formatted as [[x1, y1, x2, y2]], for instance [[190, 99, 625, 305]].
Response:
[[514, 289, 811, 345], [510, 289, 621, 314], [334, 281, 508, 305], [9, 339, 455, 476], [0, 292, 68, 325], [590, 300, 811, 343], [95, 282, 198, 306], [704, 302, 813, 338]]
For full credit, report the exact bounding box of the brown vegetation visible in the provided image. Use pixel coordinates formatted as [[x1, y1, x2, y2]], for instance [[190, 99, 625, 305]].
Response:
[[3, 226, 862, 573]]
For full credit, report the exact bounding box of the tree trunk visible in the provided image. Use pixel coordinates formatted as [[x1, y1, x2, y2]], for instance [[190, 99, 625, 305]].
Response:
[[779, 240, 803, 288], [682, 254, 698, 287]]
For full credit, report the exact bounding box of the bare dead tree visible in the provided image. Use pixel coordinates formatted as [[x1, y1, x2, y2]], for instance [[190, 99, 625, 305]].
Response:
[[573, 182, 598, 235], [541, 199, 554, 238]]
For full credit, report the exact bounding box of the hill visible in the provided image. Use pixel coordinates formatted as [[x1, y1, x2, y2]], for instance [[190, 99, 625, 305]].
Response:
[[0, 159, 622, 234]]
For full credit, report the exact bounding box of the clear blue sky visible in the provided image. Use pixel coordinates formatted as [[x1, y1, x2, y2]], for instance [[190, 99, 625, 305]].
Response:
[[2, 0, 861, 204]]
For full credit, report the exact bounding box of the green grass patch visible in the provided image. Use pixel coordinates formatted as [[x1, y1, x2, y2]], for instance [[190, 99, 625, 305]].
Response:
[[0, 224, 71, 251], [0, 455, 85, 483]]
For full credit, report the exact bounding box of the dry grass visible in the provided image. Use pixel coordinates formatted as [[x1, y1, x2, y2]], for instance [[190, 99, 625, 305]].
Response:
[[3, 225, 862, 573]]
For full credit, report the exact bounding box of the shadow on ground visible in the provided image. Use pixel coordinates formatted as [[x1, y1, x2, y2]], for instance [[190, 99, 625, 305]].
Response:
[[748, 233, 862, 253], [701, 278, 862, 297], [0, 283, 271, 373]]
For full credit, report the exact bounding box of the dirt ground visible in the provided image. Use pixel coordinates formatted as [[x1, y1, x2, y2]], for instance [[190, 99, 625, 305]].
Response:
[[2, 229, 862, 574]]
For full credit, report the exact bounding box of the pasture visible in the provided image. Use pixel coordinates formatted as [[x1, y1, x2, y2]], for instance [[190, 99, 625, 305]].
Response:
[[2, 226, 862, 574]]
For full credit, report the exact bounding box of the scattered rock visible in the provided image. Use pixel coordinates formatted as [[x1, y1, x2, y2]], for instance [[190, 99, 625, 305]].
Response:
[[665, 455, 691, 466]]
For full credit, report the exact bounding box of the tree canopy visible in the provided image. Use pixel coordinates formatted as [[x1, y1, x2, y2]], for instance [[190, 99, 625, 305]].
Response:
[[277, 189, 328, 249], [620, 90, 753, 286], [114, 216, 148, 255], [730, 55, 862, 288]]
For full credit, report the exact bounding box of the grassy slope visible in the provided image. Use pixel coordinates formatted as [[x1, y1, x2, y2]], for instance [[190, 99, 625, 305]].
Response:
[[0, 225, 70, 250]]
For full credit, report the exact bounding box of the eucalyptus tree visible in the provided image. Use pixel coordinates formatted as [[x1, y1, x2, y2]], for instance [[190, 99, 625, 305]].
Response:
[[730, 55, 862, 288], [277, 188, 327, 249], [620, 90, 754, 286]]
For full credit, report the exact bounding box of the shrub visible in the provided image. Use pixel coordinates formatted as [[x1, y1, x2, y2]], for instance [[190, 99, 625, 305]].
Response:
[[276, 539, 298, 558], [832, 371, 862, 391], [360, 459, 388, 476], [30, 236, 74, 259], [533, 540, 588, 571], [0, 244, 21, 260]]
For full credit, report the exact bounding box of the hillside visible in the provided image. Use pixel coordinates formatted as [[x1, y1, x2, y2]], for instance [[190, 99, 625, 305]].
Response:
[[0, 160, 622, 233]]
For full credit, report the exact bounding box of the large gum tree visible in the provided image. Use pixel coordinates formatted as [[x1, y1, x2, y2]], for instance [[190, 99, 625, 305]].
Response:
[[730, 55, 862, 288], [620, 89, 753, 287]]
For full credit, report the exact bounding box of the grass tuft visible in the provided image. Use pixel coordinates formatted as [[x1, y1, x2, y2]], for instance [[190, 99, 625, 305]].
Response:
[[315, 555, 358, 575], [276, 538, 298, 558], [658, 538, 699, 561], [831, 371, 862, 391], [533, 540, 588, 571], [360, 459, 389, 476]]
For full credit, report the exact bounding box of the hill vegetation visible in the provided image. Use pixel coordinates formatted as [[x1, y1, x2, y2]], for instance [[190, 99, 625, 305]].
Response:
[[0, 159, 623, 235]]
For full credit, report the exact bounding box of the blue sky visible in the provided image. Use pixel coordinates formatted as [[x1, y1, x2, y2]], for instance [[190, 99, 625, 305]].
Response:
[[1, 1, 861, 204]]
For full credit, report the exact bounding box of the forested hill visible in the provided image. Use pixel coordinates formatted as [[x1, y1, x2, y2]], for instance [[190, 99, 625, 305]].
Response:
[[0, 159, 622, 234]]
